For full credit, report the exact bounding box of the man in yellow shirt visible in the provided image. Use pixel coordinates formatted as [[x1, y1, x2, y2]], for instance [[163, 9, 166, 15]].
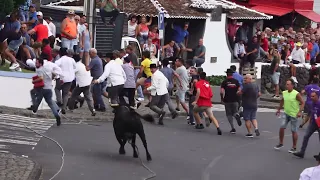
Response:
[[136, 51, 153, 105]]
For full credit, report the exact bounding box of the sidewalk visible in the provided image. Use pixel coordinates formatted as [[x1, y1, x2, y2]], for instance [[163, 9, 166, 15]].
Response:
[[0, 99, 181, 122], [0, 153, 42, 180], [0, 94, 277, 122]]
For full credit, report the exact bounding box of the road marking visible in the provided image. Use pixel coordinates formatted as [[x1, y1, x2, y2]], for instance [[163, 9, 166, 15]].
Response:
[[0, 134, 40, 142], [0, 122, 49, 131], [0, 114, 54, 154], [0, 138, 37, 146], [212, 105, 276, 112]]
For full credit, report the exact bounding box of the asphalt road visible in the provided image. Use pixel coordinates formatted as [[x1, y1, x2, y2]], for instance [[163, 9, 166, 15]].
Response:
[[29, 111, 319, 180]]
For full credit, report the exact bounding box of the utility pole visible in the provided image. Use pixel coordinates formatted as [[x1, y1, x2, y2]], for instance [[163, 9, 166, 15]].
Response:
[[84, 0, 96, 48], [158, 11, 165, 61]]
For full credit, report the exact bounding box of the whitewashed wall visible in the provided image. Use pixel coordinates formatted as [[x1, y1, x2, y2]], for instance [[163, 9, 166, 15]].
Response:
[[202, 14, 262, 78], [0, 72, 52, 109]]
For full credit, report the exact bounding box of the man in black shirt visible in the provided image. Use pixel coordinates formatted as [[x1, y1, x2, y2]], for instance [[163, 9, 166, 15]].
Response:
[[220, 69, 242, 134], [188, 66, 201, 125], [245, 36, 259, 68], [308, 61, 319, 84]]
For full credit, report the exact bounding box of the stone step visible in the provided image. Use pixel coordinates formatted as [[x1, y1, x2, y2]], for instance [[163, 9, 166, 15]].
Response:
[[260, 96, 281, 103]]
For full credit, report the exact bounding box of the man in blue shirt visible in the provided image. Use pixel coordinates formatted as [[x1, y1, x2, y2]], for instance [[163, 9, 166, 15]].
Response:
[[230, 65, 243, 89], [23, 4, 37, 29], [172, 22, 189, 57], [3, 13, 21, 33], [310, 35, 319, 63]]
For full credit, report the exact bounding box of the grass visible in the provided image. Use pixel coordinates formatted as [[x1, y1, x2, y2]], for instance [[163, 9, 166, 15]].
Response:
[[0, 63, 34, 73]]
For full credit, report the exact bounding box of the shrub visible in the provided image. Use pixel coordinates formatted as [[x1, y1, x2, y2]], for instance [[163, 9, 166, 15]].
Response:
[[206, 75, 226, 86]]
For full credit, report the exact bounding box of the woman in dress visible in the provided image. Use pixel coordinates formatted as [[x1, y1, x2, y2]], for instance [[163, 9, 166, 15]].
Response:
[[80, 23, 92, 66]]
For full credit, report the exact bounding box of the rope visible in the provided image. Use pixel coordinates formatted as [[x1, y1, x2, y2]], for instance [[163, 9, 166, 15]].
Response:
[[28, 101, 156, 180], [128, 140, 157, 180], [24, 125, 65, 180]]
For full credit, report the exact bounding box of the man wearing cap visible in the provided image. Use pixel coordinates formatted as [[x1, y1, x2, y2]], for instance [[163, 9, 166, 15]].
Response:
[[36, 12, 54, 45], [220, 69, 241, 134], [145, 63, 178, 125], [60, 10, 77, 50], [298, 152, 320, 179]]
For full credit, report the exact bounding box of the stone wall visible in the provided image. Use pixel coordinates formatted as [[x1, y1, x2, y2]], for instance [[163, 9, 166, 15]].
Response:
[[261, 65, 312, 93]]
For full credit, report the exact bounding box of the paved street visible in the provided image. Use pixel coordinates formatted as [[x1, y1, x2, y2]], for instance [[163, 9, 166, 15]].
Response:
[[25, 111, 319, 180], [0, 114, 55, 155]]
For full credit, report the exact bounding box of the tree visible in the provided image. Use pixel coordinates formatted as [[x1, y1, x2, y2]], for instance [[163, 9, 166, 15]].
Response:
[[0, 0, 25, 21]]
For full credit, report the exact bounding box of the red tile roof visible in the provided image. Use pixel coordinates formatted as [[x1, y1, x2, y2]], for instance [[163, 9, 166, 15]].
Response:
[[45, 0, 208, 19]]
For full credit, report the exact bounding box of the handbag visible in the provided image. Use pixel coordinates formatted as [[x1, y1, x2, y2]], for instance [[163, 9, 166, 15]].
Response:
[[32, 75, 44, 88]]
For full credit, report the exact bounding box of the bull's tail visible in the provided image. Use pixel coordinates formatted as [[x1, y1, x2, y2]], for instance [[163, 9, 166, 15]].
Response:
[[135, 112, 155, 123]]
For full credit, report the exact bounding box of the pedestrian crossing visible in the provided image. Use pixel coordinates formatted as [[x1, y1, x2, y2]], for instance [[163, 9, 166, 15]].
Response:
[[0, 114, 55, 154], [212, 104, 276, 113]]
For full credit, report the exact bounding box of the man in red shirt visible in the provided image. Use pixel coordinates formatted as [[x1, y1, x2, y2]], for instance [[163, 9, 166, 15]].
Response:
[[28, 19, 48, 43], [192, 72, 222, 135], [41, 38, 52, 61]]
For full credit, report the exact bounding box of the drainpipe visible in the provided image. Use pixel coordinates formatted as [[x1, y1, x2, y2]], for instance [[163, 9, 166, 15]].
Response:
[[84, 0, 96, 48]]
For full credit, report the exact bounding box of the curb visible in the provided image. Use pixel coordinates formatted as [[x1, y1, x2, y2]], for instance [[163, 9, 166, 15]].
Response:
[[260, 97, 281, 103], [27, 158, 42, 180]]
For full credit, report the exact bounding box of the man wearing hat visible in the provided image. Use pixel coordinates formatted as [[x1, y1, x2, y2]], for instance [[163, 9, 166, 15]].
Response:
[[145, 63, 178, 125], [298, 153, 320, 179], [60, 10, 77, 50], [289, 41, 305, 83], [220, 69, 241, 134]]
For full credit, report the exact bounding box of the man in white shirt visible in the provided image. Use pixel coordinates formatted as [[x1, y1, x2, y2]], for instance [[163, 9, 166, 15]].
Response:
[[291, 42, 305, 64], [145, 64, 178, 125], [54, 47, 77, 114], [113, 50, 123, 65], [68, 54, 95, 116], [77, 15, 86, 57], [234, 40, 246, 61], [299, 152, 320, 180], [93, 53, 126, 107], [44, 16, 56, 48], [289, 42, 305, 83]]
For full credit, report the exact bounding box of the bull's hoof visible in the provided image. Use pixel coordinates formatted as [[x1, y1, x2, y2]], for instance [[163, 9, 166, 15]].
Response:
[[147, 155, 152, 161], [119, 148, 126, 155]]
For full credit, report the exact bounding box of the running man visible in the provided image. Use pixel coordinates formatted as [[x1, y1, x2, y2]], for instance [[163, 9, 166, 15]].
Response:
[[192, 72, 221, 135], [238, 74, 261, 138], [299, 77, 320, 128], [275, 79, 305, 153], [293, 91, 320, 158]]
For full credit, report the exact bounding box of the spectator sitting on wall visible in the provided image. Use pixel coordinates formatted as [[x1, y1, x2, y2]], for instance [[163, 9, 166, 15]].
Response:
[[171, 22, 189, 57], [98, 0, 119, 27], [185, 38, 206, 67]]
